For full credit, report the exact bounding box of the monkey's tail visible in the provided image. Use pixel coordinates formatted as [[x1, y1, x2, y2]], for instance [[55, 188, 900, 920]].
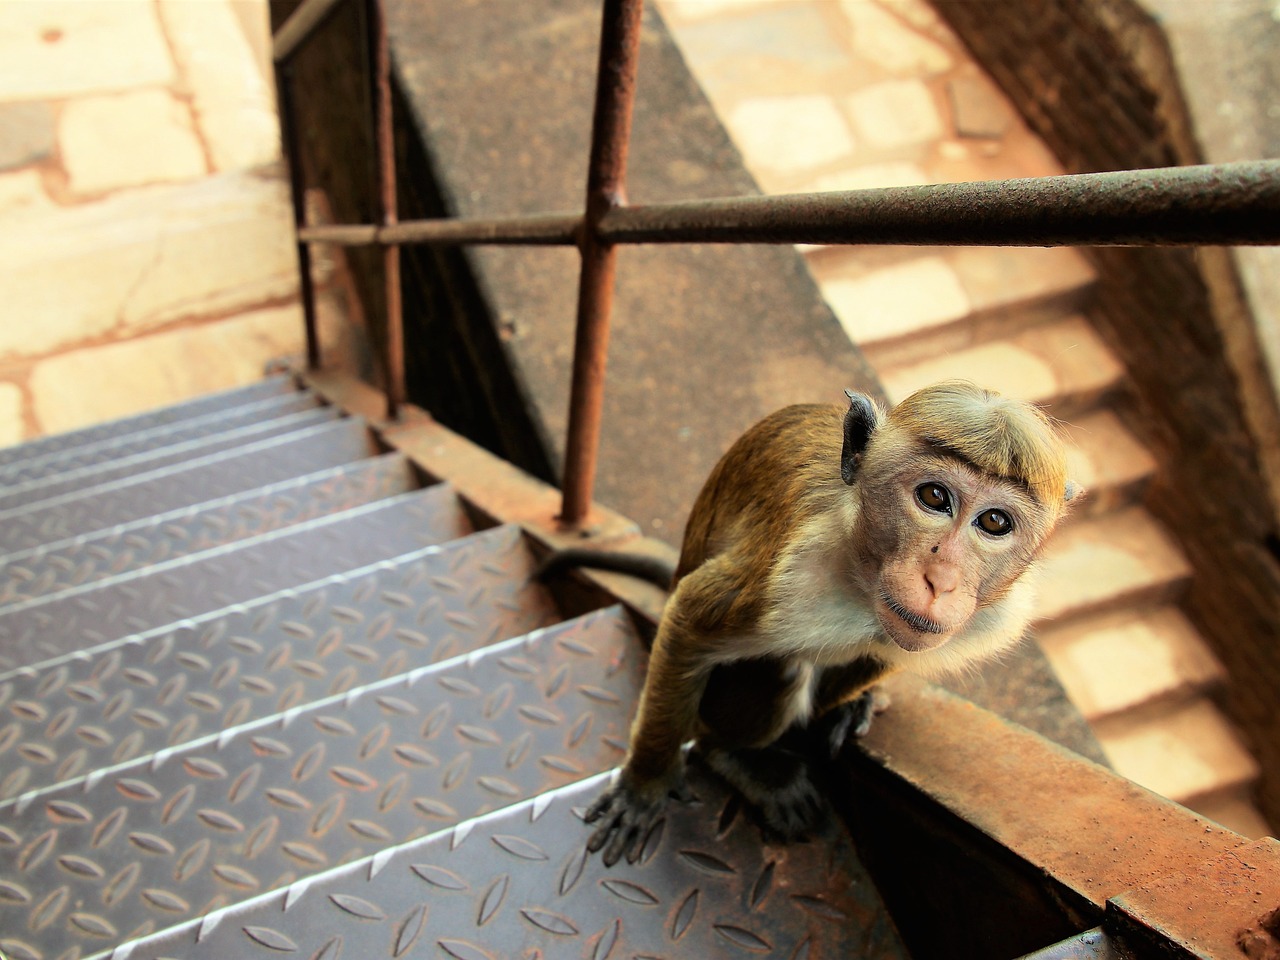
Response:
[[535, 548, 676, 592]]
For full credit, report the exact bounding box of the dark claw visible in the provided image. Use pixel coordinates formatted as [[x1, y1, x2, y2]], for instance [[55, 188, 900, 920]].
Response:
[[583, 776, 685, 867]]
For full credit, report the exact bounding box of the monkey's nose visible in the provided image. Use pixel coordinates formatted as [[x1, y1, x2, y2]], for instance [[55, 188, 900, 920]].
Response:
[[923, 563, 960, 598]]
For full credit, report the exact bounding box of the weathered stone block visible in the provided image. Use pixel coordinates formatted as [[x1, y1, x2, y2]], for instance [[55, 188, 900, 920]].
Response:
[[822, 256, 970, 345], [0, 101, 55, 170], [726, 95, 856, 176], [840, 0, 953, 76], [59, 89, 206, 194], [0, 382, 25, 445], [0, 172, 299, 359], [845, 79, 944, 149], [0, 170, 49, 214]]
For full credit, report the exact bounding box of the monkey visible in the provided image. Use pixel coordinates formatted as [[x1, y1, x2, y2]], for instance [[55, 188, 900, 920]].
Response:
[[582, 381, 1079, 866]]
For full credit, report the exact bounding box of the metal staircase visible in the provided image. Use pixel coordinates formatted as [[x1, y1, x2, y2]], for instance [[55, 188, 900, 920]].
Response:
[[0, 375, 908, 960]]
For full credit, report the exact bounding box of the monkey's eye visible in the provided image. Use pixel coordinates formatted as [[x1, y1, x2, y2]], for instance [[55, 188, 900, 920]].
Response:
[[977, 509, 1014, 536], [915, 483, 952, 514]]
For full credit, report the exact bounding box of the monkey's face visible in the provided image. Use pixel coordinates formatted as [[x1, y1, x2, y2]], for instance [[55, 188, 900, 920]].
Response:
[[857, 454, 1050, 653]]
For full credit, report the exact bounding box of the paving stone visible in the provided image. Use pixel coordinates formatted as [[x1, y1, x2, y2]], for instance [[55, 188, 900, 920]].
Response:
[[822, 255, 970, 345], [726, 95, 857, 175], [1095, 699, 1261, 805], [158, 0, 280, 172], [947, 245, 1096, 317], [0, 0, 172, 100], [844, 79, 944, 149], [1036, 506, 1194, 625], [948, 74, 1015, 138], [59, 89, 207, 194], [797, 160, 929, 193], [840, 0, 953, 76], [28, 304, 311, 434], [0, 382, 24, 445], [0, 101, 55, 170], [0, 171, 298, 359], [1038, 606, 1227, 721], [0, 169, 50, 213], [877, 315, 1125, 410]]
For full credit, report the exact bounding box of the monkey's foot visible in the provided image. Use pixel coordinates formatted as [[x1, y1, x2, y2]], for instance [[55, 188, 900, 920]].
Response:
[[584, 774, 688, 867], [701, 745, 825, 841]]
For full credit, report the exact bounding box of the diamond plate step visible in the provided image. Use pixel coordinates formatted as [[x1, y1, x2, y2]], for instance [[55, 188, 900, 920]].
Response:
[[0, 484, 474, 672], [0, 417, 380, 556], [119, 768, 907, 960], [0, 406, 342, 512], [0, 608, 645, 960], [0, 389, 324, 488], [0, 375, 299, 471], [0, 453, 419, 608], [0, 525, 558, 800]]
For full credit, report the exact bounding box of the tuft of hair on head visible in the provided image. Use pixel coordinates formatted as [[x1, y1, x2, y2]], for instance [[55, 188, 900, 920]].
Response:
[[893, 381, 1070, 510]]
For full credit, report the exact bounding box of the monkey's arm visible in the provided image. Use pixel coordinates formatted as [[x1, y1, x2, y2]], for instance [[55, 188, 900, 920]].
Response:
[[810, 657, 898, 756]]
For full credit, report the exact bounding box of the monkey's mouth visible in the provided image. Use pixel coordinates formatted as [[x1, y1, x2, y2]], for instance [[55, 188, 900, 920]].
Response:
[[882, 597, 946, 635]]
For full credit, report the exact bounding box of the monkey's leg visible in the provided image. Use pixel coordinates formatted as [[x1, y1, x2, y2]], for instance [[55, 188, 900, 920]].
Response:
[[810, 657, 896, 757], [699, 740, 826, 840]]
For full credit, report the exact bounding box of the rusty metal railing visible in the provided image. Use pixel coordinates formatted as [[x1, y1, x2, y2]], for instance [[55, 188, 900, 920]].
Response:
[[270, 0, 1280, 528]]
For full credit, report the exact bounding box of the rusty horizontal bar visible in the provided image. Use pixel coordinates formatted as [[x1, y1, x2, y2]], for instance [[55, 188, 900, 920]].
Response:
[[599, 160, 1280, 247], [290, 161, 1280, 250], [296, 214, 581, 247], [273, 0, 347, 63]]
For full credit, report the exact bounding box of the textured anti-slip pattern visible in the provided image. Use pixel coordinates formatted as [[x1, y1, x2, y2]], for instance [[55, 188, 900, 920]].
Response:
[[0, 453, 417, 608], [0, 525, 558, 800], [122, 768, 907, 960], [0, 391, 323, 488], [0, 609, 643, 960], [0, 485, 473, 672], [0, 377, 297, 471], [0, 418, 376, 556], [0, 407, 341, 512]]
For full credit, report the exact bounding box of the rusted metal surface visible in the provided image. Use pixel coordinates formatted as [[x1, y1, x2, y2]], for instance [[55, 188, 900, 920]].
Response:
[[558, 0, 644, 528], [123, 766, 908, 960], [0, 525, 556, 802], [276, 63, 322, 370], [0, 485, 470, 674], [292, 161, 1280, 250], [0, 376, 298, 471], [598, 160, 1280, 247], [272, 0, 346, 63], [0, 608, 632, 960], [0, 452, 416, 607], [1108, 838, 1280, 960], [368, 0, 404, 419], [854, 675, 1249, 908], [0, 418, 378, 556]]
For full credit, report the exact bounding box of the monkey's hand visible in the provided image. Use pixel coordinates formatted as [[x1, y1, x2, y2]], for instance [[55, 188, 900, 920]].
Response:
[[816, 686, 892, 758], [584, 771, 688, 867]]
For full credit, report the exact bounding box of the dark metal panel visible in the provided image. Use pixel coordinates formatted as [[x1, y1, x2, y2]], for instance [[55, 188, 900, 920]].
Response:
[[122, 766, 907, 960], [0, 608, 644, 960], [0, 484, 472, 673], [0, 376, 299, 470], [0, 418, 378, 556], [0, 452, 417, 608], [0, 391, 323, 487], [0, 407, 340, 512], [0, 524, 557, 800]]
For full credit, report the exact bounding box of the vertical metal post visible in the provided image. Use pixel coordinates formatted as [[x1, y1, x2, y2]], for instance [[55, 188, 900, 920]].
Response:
[[559, 0, 644, 528], [368, 0, 405, 420], [275, 62, 322, 370]]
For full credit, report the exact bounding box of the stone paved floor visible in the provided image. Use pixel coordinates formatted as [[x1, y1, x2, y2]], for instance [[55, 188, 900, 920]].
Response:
[[0, 0, 318, 443]]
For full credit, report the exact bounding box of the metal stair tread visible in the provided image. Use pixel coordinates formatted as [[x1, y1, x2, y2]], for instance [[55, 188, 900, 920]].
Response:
[[0, 375, 299, 471], [0, 523, 559, 801], [0, 483, 474, 672], [0, 389, 324, 487], [1037, 605, 1227, 722], [118, 766, 907, 960], [0, 405, 342, 511], [0, 417, 379, 556], [1034, 505, 1194, 625], [1094, 698, 1262, 807], [0, 452, 419, 608], [0, 608, 644, 960], [877, 314, 1125, 417]]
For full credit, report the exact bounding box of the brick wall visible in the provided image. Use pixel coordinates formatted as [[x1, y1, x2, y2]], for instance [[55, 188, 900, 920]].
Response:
[[933, 0, 1280, 827]]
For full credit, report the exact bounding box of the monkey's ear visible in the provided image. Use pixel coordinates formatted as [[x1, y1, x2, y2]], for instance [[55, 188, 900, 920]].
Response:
[[841, 390, 881, 485], [1064, 479, 1084, 503]]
